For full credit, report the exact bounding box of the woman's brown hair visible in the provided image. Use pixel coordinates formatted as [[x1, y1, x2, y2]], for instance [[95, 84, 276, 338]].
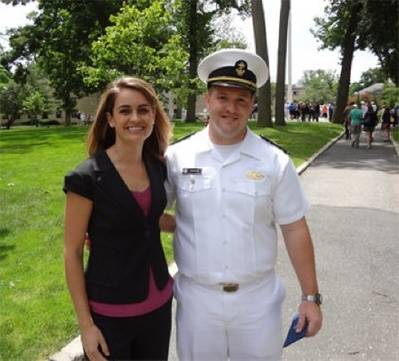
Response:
[[87, 77, 172, 159]]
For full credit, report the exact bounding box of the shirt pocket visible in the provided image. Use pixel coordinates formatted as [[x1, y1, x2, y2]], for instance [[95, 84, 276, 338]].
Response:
[[177, 175, 212, 193], [176, 175, 213, 220], [225, 179, 273, 224]]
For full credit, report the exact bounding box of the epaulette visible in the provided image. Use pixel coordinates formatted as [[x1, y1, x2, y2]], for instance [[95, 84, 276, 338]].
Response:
[[171, 131, 199, 145], [260, 135, 289, 154]]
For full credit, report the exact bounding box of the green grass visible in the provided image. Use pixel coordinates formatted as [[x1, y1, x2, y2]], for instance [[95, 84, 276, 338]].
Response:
[[392, 126, 399, 142], [0, 121, 342, 361]]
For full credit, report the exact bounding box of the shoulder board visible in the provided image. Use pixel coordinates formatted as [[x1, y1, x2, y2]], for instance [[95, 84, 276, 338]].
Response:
[[171, 130, 199, 145], [260, 135, 289, 154]]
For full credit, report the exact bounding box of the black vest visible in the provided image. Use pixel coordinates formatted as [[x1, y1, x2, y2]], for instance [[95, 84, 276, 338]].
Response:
[[65, 150, 169, 304]]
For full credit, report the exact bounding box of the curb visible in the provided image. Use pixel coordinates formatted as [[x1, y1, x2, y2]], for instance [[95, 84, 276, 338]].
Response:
[[296, 131, 345, 175], [49, 131, 344, 361], [390, 135, 399, 158]]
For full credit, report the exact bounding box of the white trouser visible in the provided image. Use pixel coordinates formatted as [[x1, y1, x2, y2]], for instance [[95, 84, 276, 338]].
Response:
[[174, 272, 286, 361]]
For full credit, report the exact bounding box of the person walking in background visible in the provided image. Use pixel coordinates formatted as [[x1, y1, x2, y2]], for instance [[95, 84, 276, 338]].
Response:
[[349, 103, 363, 148], [363, 104, 378, 149], [328, 103, 334, 121], [343, 102, 354, 140], [166, 49, 322, 361], [312, 103, 320, 122], [321, 103, 328, 118], [381, 106, 392, 142], [63, 77, 174, 361]]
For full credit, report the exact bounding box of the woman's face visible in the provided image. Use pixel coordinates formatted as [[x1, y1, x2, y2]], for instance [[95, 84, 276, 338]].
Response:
[[107, 88, 155, 145]]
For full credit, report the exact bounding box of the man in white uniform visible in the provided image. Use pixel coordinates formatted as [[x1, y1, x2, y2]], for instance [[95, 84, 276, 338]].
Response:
[[165, 49, 322, 361]]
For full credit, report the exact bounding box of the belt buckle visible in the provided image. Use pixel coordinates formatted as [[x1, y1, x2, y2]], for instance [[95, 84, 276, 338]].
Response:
[[221, 283, 239, 292]]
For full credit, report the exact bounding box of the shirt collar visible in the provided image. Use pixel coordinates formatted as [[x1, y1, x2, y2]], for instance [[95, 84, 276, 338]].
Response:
[[195, 126, 261, 161]]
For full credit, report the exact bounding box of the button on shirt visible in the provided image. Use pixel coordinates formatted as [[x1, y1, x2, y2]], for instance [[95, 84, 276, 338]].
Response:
[[165, 127, 310, 285]]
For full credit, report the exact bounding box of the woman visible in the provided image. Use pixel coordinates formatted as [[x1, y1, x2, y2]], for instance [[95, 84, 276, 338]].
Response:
[[363, 104, 378, 149], [64, 77, 174, 361], [381, 106, 392, 142]]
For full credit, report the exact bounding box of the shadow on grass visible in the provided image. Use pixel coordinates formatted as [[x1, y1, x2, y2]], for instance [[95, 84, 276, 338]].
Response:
[[0, 127, 88, 154], [0, 228, 15, 261], [0, 142, 51, 154]]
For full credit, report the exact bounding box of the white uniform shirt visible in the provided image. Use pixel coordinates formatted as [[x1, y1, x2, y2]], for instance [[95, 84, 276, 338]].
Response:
[[165, 127, 310, 285]]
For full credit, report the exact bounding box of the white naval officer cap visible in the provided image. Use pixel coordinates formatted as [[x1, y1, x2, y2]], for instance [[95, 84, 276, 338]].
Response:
[[198, 48, 269, 92]]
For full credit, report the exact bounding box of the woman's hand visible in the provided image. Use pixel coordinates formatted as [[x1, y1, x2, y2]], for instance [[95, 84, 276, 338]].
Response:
[[81, 324, 110, 361]]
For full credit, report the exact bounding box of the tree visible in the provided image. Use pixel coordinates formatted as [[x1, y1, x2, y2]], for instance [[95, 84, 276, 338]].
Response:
[[274, 0, 290, 126], [82, 1, 188, 96], [350, 67, 388, 94], [251, 0, 272, 127], [176, 0, 251, 122], [211, 13, 247, 50], [299, 69, 338, 104], [0, 65, 10, 89], [312, 0, 364, 123], [22, 90, 48, 126], [1, 0, 126, 125], [0, 80, 26, 129], [360, 0, 399, 86], [313, 0, 398, 123], [380, 82, 399, 107]]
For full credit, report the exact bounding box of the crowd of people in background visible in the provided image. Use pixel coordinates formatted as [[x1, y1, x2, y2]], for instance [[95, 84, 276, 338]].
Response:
[[343, 100, 398, 149], [286, 101, 333, 122]]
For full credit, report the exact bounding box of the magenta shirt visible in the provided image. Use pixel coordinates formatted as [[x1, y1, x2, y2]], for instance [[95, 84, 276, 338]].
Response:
[[89, 186, 173, 317]]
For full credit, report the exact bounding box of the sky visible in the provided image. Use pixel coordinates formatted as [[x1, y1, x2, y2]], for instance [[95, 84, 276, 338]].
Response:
[[0, 0, 379, 84]]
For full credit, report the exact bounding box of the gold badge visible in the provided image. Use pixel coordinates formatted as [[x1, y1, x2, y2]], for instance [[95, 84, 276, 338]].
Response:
[[246, 171, 264, 181]]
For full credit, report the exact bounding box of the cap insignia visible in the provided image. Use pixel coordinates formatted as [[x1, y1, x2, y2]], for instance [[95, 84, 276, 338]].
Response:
[[235, 60, 247, 77]]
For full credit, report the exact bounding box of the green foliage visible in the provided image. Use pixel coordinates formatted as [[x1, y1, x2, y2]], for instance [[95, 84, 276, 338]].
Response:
[[312, 0, 365, 53], [360, 0, 399, 86], [380, 82, 399, 107], [22, 90, 48, 121], [351, 67, 387, 93], [312, 0, 398, 85], [0, 65, 11, 89], [1, 0, 126, 123], [82, 1, 188, 95], [299, 69, 338, 104], [0, 80, 26, 122]]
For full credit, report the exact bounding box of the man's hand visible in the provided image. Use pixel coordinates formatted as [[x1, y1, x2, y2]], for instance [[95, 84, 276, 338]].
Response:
[[296, 301, 323, 337]]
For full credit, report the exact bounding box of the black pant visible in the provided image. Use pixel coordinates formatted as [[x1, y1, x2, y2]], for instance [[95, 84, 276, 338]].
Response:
[[89, 298, 172, 361]]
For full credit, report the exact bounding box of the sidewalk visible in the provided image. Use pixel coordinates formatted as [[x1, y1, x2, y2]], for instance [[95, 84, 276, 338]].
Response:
[[280, 128, 399, 360], [50, 128, 399, 361]]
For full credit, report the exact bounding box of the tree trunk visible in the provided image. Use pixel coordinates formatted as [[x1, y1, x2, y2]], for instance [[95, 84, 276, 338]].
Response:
[[333, 1, 363, 124], [185, 0, 198, 123], [5, 117, 16, 130], [65, 109, 71, 126], [275, 0, 290, 126], [251, 0, 272, 128]]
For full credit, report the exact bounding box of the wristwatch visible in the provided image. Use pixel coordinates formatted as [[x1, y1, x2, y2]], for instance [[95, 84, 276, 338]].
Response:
[[302, 293, 323, 306]]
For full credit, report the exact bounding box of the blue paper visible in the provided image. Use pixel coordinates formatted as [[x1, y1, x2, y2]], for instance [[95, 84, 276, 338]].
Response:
[[283, 313, 308, 347]]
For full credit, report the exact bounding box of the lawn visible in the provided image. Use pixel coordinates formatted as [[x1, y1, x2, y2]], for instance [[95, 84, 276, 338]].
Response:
[[0, 121, 342, 361], [392, 126, 399, 143]]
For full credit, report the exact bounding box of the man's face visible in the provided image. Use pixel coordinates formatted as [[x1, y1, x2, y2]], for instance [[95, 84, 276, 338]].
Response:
[[205, 86, 254, 145]]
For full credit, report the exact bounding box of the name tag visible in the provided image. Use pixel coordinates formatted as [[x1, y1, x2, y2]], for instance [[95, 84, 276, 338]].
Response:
[[182, 168, 202, 175]]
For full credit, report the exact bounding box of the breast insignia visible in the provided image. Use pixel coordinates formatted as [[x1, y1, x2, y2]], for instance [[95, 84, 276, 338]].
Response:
[[246, 170, 265, 181]]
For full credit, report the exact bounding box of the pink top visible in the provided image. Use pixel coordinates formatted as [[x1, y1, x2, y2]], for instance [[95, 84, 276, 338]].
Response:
[[89, 186, 173, 317]]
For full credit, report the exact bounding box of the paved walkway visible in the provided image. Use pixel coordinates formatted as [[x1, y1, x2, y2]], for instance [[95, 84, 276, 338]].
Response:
[[279, 128, 399, 361], [51, 127, 399, 361]]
